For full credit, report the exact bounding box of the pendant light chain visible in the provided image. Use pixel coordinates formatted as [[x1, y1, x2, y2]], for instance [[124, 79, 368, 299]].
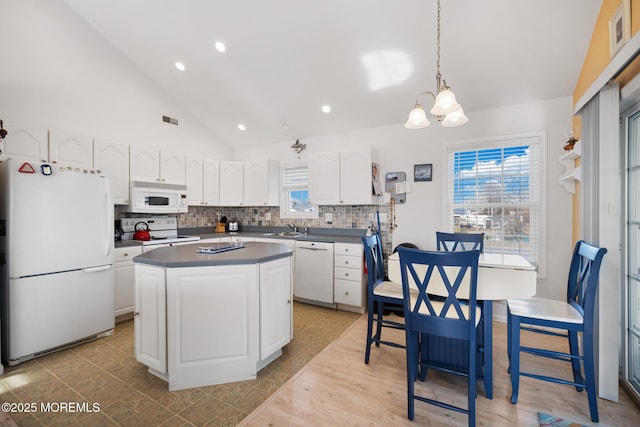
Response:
[[436, 0, 441, 86]]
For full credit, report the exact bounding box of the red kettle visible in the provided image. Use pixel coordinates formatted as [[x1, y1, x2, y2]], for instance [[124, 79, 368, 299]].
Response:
[[133, 222, 151, 241]]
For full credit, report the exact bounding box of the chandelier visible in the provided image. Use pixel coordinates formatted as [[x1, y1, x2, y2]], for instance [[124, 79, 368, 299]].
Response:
[[404, 0, 468, 129]]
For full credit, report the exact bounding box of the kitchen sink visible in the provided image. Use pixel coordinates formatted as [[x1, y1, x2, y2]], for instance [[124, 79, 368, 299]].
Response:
[[262, 231, 305, 237]]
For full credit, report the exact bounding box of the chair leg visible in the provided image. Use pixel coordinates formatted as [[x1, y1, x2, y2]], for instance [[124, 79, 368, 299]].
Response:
[[568, 330, 584, 391], [364, 298, 375, 364], [582, 330, 599, 422], [375, 301, 384, 347], [509, 314, 521, 404], [406, 330, 417, 420], [468, 334, 477, 427]]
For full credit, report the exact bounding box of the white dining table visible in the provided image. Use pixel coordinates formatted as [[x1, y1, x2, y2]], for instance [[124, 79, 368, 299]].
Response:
[[387, 251, 537, 398]]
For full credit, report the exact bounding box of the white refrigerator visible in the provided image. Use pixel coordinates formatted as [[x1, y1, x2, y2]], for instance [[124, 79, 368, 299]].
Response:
[[0, 159, 115, 365]]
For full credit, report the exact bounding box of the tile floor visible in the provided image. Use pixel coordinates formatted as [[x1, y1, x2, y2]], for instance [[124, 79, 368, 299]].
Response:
[[0, 303, 362, 426]]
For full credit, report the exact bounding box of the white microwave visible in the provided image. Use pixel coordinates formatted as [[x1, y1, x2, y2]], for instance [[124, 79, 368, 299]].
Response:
[[128, 181, 188, 214]]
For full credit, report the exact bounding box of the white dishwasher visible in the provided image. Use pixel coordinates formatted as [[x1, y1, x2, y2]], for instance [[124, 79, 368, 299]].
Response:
[[294, 241, 334, 304]]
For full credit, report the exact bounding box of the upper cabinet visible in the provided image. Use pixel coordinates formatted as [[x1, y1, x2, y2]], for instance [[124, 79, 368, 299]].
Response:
[[243, 160, 280, 206], [308, 151, 340, 205], [309, 147, 380, 205], [49, 130, 94, 169], [130, 146, 185, 185], [186, 158, 220, 206], [0, 122, 48, 162], [94, 140, 130, 205], [219, 160, 280, 206], [219, 161, 244, 206]]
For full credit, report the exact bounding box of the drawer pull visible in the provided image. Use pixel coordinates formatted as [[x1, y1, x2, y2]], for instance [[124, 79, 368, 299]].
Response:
[[344, 260, 349, 265], [345, 273, 349, 277]]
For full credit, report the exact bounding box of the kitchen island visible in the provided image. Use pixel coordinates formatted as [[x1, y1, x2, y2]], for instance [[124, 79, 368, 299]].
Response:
[[133, 241, 293, 391]]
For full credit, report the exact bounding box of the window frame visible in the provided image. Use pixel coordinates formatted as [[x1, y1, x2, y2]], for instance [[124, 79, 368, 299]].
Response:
[[442, 131, 547, 278], [279, 161, 319, 220]]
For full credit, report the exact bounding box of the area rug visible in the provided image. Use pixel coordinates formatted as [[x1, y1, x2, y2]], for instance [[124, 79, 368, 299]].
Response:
[[538, 412, 587, 427]]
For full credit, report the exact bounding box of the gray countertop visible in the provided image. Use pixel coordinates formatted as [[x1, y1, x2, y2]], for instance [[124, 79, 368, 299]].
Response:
[[116, 226, 366, 249], [133, 241, 292, 268]]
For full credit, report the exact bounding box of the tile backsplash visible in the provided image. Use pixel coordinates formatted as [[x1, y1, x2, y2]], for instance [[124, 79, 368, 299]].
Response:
[[177, 204, 393, 256]]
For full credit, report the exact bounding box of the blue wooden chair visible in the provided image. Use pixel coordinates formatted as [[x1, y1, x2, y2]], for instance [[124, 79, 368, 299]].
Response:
[[362, 234, 408, 364], [436, 231, 484, 252], [435, 231, 490, 396], [507, 240, 607, 422], [398, 246, 481, 426]]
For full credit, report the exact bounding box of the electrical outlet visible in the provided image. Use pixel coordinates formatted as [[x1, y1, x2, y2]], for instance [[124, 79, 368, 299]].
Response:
[[325, 212, 333, 223], [265, 212, 271, 221], [368, 213, 375, 221], [378, 213, 388, 222]]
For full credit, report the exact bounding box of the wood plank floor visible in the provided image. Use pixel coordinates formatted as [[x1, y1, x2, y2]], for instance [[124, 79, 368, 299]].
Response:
[[240, 314, 640, 426]]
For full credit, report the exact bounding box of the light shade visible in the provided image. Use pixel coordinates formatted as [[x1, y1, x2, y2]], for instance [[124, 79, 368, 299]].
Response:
[[404, 105, 431, 129], [441, 107, 469, 127], [430, 89, 460, 116]]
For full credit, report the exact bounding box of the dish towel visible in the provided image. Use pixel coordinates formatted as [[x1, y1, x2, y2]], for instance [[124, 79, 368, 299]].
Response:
[[537, 412, 587, 427]]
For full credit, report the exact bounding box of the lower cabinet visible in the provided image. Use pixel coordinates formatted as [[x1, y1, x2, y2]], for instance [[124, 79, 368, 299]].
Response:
[[133, 256, 292, 390], [333, 242, 366, 313], [114, 246, 143, 319]]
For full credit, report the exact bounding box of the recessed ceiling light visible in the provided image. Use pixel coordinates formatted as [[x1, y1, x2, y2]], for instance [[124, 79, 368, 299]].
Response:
[[321, 105, 331, 113], [175, 62, 185, 71], [238, 124, 246, 131], [214, 41, 226, 53]]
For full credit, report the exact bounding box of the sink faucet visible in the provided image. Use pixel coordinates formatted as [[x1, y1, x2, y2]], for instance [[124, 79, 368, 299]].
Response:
[[302, 226, 308, 235], [288, 223, 297, 232]]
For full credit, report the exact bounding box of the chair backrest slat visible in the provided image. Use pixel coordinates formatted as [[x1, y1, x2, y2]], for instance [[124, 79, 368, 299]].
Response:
[[398, 247, 480, 340], [362, 234, 385, 290], [567, 240, 607, 323], [436, 231, 485, 253]]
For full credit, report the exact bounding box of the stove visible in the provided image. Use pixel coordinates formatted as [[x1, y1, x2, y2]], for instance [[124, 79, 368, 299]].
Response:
[[120, 217, 200, 248]]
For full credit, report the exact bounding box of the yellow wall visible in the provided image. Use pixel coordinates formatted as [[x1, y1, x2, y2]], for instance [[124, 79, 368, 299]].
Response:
[[572, 0, 639, 242], [574, 0, 640, 106]]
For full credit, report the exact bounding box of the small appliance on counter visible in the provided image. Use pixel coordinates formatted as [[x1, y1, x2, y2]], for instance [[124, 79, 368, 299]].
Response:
[[114, 219, 124, 241], [228, 220, 239, 232]]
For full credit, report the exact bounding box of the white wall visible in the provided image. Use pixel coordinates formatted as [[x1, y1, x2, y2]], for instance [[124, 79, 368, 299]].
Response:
[[0, 0, 231, 159], [235, 97, 575, 304]]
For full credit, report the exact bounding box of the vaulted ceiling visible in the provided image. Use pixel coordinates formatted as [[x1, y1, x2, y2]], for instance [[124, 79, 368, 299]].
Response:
[[64, 0, 602, 149]]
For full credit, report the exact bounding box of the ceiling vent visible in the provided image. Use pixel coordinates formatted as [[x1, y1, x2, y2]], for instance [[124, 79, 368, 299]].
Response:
[[162, 115, 179, 125]]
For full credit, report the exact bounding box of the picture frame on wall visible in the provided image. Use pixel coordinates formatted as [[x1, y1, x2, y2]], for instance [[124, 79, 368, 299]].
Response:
[[609, 0, 630, 59], [414, 163, 432, 182]]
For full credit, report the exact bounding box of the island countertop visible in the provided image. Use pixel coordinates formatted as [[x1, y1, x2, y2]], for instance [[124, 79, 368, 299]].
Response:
[[133, 241, 292, 268]]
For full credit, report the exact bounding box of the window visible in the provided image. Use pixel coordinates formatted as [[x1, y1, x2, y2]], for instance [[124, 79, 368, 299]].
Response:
[[280, 163, 318, 219], [446, 134, 545, 274]]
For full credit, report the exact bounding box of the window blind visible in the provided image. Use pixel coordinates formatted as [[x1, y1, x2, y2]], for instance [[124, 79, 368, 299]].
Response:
[[447, 136, 541, 268]]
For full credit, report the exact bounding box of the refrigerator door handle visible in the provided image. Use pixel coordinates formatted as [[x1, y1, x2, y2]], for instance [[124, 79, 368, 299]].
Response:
[[83, 265, 112, 273], [105, 176, 114, 256]]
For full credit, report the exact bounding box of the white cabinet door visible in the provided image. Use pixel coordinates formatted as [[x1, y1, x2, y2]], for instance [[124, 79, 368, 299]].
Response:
[[203, 159, 220, 206], [243, 160, 280, 206], [49, 130, 93, 169], [243, 160, 268, 206], [0, 122, 48, 162], [340, 149, 375, 204], [219, 161, 244, 206], [130, 146, 160, 183], [134, 264, 167, 374], [260, 257, 292, 359], [160, 151, 186, 185], [114, 246, 142, 317], [185, 157, 204, 205], [94, 141, 130, 205], [309, 151, 340, 205], [166, 265, 259, 390]]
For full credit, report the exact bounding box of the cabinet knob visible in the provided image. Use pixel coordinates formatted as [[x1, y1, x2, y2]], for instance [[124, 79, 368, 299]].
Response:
[[123, 253, 128, 257], [134, 312, 140, 317], [287, 299, 291, 304], [345, 273, 349, 277], [345, 292, 349, 295], [345, 260, 349, 265]]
